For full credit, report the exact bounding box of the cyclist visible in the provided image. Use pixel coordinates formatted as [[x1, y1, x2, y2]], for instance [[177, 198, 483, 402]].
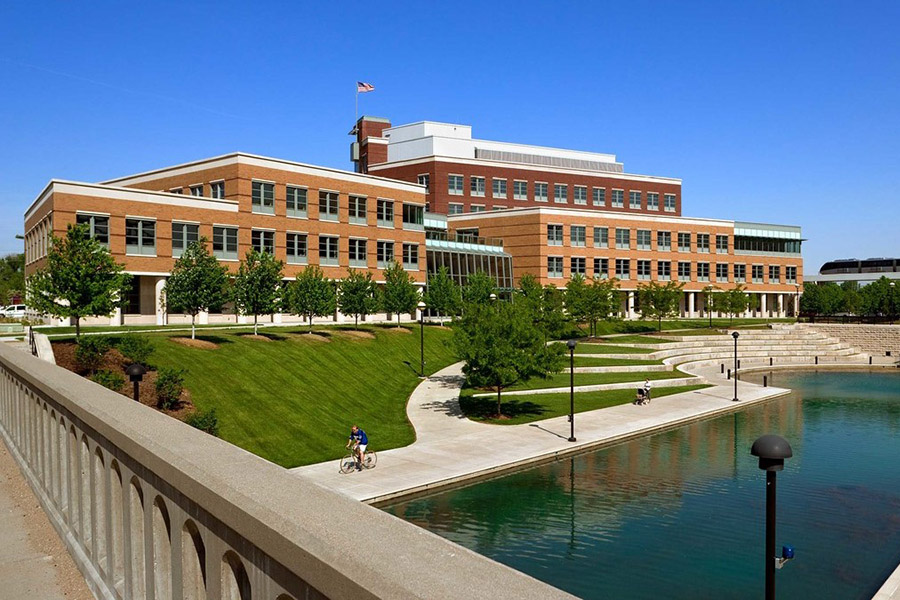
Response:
[[346, 425, 369, 471]]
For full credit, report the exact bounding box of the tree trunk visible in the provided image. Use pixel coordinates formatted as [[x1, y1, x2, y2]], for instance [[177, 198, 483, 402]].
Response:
[[496, 386, 502, 419], [308, 313, 313, 333], [75, 317, 80, 338], [658, 315, 662, 332], [355, 315, 359, 330], [191, 314, 196, 340], [254, 314, 258, 335], [397, 311, 401, 328]]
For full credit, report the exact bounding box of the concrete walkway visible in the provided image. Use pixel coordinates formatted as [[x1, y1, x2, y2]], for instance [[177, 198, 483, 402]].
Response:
[[291, 362, 790, 504]]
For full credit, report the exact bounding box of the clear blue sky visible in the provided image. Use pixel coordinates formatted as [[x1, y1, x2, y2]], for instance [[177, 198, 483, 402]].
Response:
[[2, 1, 898, 272]]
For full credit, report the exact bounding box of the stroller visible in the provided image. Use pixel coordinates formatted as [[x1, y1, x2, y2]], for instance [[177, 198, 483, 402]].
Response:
[[634, 388, 649, 405]]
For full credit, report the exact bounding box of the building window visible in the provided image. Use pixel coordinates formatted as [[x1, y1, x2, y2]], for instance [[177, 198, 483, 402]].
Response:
[[696, 233, 709, 253], [125, 219, 155, 255], [678, 232, 691, 252], [448, 203, 463, 215], [172, 222, 199, 258], [548, 256, 563, 278], [592, 187, 606, 207], [349, 238, 367, 268], [349, 195, 366, 224], [664, 194, 677, 212], [513, 180, 528, 200], [647, 192, 659, 211], [190, 184, 203, 197], [212, 226, 238, 260], [594, 226, 608, 248], [594, 257, 609, 279], [170, 187, 183, 195], [716, 263, 729, 282], [571, 257, 586, 276], [492, 178, 507, 199], [554, 184, 568, 204], [252, 181, 275, 214], [658, 260, 671, 280], [786, 266, 797, 284], [448, 175, 464, 195], [470, 205, 485, 213], [376, 199, 394, 227], [547, 224, 563, 246], [615, 258, 631, 279], [287, 186, 308, 218], [629, 191, 642, 209], [535, 182, 548, 202], [403, 243, 419, 270], [735, 264, 747, 283], [615, 228, 630, 250], [402, 204, 424, 230], [574, 185, 587, 205], [657, 231, 671, 252], [417, 174, 430, 193], [716, 234, 729, 253], [251, 229, 274, 254], [493, 205, 507, 211], [75, 214, 109, 245], [697, 262, 710, 282], [286, 233, 307, 264], [376, 241, 394, 268], [637, 229, 651, 251], [470, 176, 485, 197], [769, 265, 781, 282], [319, 235, 339, 266], [678, 261, 691, 281], [611, 189, 624, 208], [752, 265, 764, 284], [319, 191, 339, 222], [210, 181, 225, 199], [637, 260, 651, 280], [571, 225, 586, 247]]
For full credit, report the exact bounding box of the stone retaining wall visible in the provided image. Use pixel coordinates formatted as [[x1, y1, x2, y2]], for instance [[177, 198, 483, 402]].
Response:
[[805, 324, 900, 358]]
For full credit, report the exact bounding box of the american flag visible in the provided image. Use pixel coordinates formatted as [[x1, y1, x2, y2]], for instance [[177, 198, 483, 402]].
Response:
[[357, 81, 375, 93]]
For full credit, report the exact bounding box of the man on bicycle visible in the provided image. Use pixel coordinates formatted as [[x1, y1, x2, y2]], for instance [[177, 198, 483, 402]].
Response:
[[346, 425, 369, 471]]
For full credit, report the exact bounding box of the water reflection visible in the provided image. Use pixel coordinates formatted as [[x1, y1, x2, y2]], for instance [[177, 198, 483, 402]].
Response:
[[386, 371, 900, 600]]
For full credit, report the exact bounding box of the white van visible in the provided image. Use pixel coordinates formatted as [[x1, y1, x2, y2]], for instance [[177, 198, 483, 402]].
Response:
[[1, 305, 27, 319]]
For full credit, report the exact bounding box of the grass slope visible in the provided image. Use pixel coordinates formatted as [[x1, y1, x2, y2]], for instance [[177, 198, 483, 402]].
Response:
[[146, 325, 457, 468], [571, 343, 655, 355], [573, 357, 663, 367]]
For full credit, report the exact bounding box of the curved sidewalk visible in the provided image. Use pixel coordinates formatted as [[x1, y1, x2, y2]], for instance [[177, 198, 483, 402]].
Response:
[[290, 361, 790, 504]]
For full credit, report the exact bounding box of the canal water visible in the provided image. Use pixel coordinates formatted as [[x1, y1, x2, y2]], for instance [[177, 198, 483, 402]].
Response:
[[384, 371, 900, 599]]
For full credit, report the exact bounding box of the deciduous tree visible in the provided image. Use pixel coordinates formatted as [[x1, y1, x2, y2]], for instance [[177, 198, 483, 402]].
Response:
[[339, 269, 380, 329], [283, 265, 336, 332], [231, 249, 284, 335], [637, 280, 684, 331], [423, 266, 461, 324], [382, 261, 419, 327], [461, 271, 496, 305], [163, 238, 229, 339]]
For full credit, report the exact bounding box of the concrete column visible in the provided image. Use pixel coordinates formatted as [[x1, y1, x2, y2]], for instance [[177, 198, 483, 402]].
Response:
[[154, 277, 167, 326], [761, 293, 768, 317], [110, 306, 123, 327], [688, 292, 695, 318], [273, 313, 283, 324], [627, 291, 636, 319], [777, 294, 784, 317], [794, 293, 800, 317], [198, 311, 209, 325]]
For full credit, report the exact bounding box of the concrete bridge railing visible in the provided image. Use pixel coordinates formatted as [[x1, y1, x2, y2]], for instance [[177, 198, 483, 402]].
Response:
[[0, 343, 571, 600]]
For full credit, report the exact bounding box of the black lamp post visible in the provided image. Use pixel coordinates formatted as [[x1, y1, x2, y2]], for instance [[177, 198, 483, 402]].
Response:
[[125, 363, 147, 403], [566, 339, 576, 442], [732, 331, 740, 402], [750, 434, 794, 600], [417, 300, 427, 377], [794, 283, 801, 320]]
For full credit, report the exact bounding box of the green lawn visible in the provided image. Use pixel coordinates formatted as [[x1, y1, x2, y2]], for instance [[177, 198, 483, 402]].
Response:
[[595, 334, 669, 344], [141, 325, 458, 468], [573, 356, 663, 367], [584, 318, 794, 336], [460, 384, 712, 425], [493, 368, 693, 393], [39, 321, 264, 336], [570, 343, 656, 355]]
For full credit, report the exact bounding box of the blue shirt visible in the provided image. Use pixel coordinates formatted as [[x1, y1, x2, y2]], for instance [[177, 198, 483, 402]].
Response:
[[350, 429, 368, 445]]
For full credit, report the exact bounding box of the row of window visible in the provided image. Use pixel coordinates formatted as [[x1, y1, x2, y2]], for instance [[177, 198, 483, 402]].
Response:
[[250, 182, 425, 228], [167, 181, 226, 199], [547, 256, 797, 284], [446, 175, 676, 212], [76, 214, 420, 268], [547, 225, 731, 253]]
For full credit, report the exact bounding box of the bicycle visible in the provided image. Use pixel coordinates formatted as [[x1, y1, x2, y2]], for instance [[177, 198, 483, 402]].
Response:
[[339, 445, 377, 474]]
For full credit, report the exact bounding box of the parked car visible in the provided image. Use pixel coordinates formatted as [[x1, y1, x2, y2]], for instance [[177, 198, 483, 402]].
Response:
[[1, 304, 27, 319]]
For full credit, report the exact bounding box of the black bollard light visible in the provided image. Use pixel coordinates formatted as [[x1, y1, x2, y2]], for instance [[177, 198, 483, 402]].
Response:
[[750, 435, 794, 600], [567, 339, 576, 442], [732, 331, 740, 402], [126, 363, 147, 403]]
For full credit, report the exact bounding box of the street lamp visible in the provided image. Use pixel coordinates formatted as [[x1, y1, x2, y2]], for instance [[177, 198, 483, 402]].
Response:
[[566, 339, 577, 442], [750, 434, 795, 600], [417, 300, 427, 377], [732, 331, 740, 402], [794, 283, 800, 320], [125, 363, 147, 403], [489, 292, 497, 302]]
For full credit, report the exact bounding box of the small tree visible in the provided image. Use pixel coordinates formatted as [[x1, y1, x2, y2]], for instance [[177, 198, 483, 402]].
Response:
[[637, 280, 684, 331], [715, 284, 751, 324], [582, 277, 621, 337], [565, 274, 589, 331], [163, 238, 229, 339], [339, 269, 380, 329], [540, 285, 571, 340], [27, 224, 131, 337], [283, 266, 336, 332], [424, 266, 461, 324], [231, 249, 284, 335], [0, 253, 25, 305], [453, 301, 565, 418], [462, 271, 497, 305], [381, 261, 419, 327]]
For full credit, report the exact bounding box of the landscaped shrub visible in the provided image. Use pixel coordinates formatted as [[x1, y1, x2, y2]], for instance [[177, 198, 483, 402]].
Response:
[[75, 336, 110, 374], [116, 334, 154, 365], [185, 408, 219, 436], [89, 369, 125, 391], [155, 367, 186, 410]]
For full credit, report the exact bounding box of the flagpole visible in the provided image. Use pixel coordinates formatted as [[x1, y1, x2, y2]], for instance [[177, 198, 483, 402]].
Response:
[[355, 87, 359, 124]]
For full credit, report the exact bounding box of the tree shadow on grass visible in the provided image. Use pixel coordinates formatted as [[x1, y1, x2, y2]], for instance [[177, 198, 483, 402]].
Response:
[[194, 335, 233, 345], [458, 394, 548, 421]]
